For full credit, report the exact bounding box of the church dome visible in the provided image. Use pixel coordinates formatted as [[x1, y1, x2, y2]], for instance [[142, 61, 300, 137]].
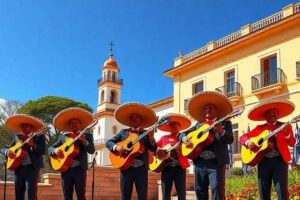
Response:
[[103, 54, 118, 68]]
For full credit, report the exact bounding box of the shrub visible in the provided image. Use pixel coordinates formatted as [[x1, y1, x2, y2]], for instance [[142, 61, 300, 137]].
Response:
[[229, 167, 244, 176]]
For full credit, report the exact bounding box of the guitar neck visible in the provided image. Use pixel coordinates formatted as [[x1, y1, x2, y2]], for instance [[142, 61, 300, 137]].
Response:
[[166, 142, 180, 152], [17, 130, 44, 151], [69, 127, 89, 146], [264, 122, 290, 141], [132, 125, 158, 145], [204, 113, 231, 133]]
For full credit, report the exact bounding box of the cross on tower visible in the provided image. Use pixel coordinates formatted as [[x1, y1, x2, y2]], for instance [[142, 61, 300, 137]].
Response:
[[109, 41, 114, 55]]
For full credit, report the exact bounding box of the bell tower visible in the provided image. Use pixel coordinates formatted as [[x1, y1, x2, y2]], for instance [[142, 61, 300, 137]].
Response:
[[97, 45, 123, 112], [93, 44, 125, 166]]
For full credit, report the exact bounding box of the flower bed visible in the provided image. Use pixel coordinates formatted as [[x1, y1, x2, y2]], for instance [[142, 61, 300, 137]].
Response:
[[225, 170, 300, 200]]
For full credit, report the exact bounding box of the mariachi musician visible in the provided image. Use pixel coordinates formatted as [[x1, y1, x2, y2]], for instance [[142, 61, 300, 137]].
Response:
[[240, 100, 296, 200], [106, 102, 157, 200], [48, 107, 95, 200], [180, 91, 234, 200], [155, 113, 191, 200], [1, 114, 46, 200]]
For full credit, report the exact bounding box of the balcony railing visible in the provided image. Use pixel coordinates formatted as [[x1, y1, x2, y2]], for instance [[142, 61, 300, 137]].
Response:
[[251, 68, 287, 91], [97, 76, 123, 84], [215, 82, 243, 98], [94, 139, 107, 146], [174, 3, 300, 66], [184, 98, 190, 112], [297, 62, 300, 78]]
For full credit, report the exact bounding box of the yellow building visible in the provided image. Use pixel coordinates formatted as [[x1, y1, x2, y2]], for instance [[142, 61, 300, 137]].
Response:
[[164, 3, 300, 167]]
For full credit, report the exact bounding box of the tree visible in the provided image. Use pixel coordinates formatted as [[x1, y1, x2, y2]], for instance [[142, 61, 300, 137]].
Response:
[[18, 96, 93, 173], [0, 100, 22, 125], [0, 100, 21, 179], [0, 100, 22, 160]]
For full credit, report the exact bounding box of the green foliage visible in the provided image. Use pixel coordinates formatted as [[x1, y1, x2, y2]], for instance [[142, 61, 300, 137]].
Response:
[[0, 125, 15, 150], [225, 170, 300, 199], [18, 96, 92, 124], [230, 167, 244, 176]]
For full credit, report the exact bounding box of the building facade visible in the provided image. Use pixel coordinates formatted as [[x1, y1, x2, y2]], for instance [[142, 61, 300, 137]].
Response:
[[164, 3, 300, 167], [92, 51, 126, 166]]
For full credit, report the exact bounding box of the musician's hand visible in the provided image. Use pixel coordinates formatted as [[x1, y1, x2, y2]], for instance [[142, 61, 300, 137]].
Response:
[[54, 149, 64, 159], [182, 136, 192, 145], [7, 150, 16, 159], [247, 141, 258, 151], [26, 138, 36, 147], [214, 124, 224, 136], [157, 149, 167, 158], [79, 135, 88, 145], [116, 146, 126, 154], [148, 130, 155, 143]]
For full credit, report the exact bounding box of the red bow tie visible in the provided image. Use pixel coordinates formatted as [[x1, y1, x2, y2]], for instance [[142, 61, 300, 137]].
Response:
[[128, 128, 144, 133], [67, 132, 79, 138]]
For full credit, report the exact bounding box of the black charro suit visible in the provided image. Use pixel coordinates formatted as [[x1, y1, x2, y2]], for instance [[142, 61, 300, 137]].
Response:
[[48, 132, 95, 200], [106, 128, 157, 200], [179, 120, 233, 200], [1, 133, 46, 200]]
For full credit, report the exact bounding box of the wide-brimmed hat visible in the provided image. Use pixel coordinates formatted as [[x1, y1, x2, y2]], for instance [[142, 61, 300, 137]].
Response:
[[114, 102, 156, 128], [248, 100, 294, 121], [187, 91, 233, 122], [53, 107, 93, 132], [158, 113, 191, 132], [5, 114, 45, 133]]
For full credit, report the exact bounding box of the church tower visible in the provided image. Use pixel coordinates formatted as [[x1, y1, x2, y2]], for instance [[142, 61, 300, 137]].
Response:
[[93, 47, 125, 166]]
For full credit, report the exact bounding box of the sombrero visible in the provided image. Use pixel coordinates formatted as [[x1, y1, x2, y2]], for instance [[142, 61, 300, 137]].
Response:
[[248, 100, 294, 121], [114, 102, 156, 128], [5, 114, 45, 133], [53, 107, 93, 132], [158, 113, 191, 132], [187, 91, 233, 122]]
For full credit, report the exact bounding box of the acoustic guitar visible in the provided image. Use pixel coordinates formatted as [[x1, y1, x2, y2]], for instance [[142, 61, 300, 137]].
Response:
[[241, 115, 300, 166], [109, 117, 170, 170], [149, 142, 180, 173], [181, 108, 243, 159], [50, 120, 98, 172], [6, 128, 45, 170]]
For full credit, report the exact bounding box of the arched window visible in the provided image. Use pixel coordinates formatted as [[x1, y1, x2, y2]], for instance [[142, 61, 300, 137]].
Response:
[[112, 125, 118, 134], [112, 71, 116, 82], [101, 90, 105, 103], [110, 91, 116, 103], [98, 126, 101, 136], [108, 71, 112, 81]]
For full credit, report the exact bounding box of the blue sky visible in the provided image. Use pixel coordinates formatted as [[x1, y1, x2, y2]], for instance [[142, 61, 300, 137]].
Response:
[[0, 0, 299, 112]]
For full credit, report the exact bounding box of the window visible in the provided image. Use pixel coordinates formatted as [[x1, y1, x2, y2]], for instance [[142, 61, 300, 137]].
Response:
[[232, 124, 240, 154], [261, 54, 277, 86], [224, 69, 235, 97], [112, 126, 118, 134], [110, 91, 116, 103], [192, 80, 204, 95], [184, 98, 190, 112], [97, 126, 101, 136], [100, 90, 105, 103], [112, 71, 116, 82], [297, 61, 300, 78]]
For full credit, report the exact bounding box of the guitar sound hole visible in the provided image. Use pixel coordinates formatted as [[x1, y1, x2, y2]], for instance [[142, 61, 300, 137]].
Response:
[[197, 132, 203, 139], [65, 146, 69, 152], [258, 139, 263, 146], [127, 142, 133, 150]]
